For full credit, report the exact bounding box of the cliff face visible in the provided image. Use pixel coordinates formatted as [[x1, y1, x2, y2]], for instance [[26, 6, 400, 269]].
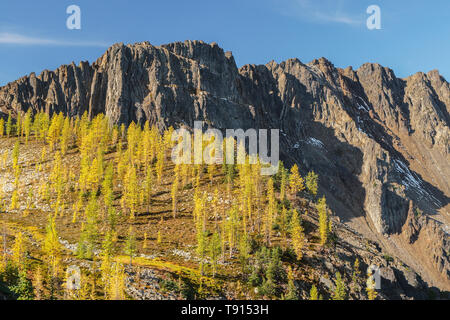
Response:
[[0, 40, 448, 290]]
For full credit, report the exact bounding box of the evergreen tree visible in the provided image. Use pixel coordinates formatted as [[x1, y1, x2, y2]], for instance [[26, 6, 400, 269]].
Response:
[[108, 263, 126, 300], [144, 165, 153, 212], [12, 232, 27, 271], [208, 232, 222, 277], [171, 165, 180, 218], [289, 164, 304, 196], [100, 230, 115, 297], [6, 112, 13, 138], [317, 196, 329, 246], [102, 163, 114, 212], [238, 232, 251, 272], [23, 111, 32, 145], [123, 165, 139, 219], [265, 178, 276, 245], [43, 214, 62, 278], [60, 116, 71, 155], [351, 258, 361, 289], [0, 117, 4, 137], [10, 271, 34, 300], [279, 163, 287, 201], [10, 190, 19, 210], [77, 192, 99, 259], [306, 171, 319, 196], [332, 272, 347, 300], [124, 226, 137, 266], [310, 284, 318, 300], [290, 209, 305, 260], [285, 267, 298, 300]]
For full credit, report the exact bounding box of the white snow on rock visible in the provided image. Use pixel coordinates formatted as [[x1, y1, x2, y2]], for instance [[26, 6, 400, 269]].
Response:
[[393, 159, 442, 207], [356, 96, 371, 112], [306, 137, 325, 149], [394, 160, 420, 188]]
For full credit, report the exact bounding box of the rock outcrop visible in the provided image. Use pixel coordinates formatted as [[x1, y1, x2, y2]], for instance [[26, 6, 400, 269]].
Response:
[[0, 40, 448, 290]]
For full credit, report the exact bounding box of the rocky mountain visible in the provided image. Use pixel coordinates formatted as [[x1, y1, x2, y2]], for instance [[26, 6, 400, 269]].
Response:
[[0, 40, 448, 291]]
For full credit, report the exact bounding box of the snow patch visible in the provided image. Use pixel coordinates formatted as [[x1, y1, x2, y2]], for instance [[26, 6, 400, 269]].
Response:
[[356, 96, 371, 112], [393, 159, 442, 207], [306, 137, 325, 149]]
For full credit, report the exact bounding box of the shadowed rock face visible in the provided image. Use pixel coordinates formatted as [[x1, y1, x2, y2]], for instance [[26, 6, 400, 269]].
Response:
[[0, 40, 448, 290]]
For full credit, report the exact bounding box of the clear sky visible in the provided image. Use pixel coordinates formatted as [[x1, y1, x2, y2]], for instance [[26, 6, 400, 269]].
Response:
[[1, 0, 449, 86]]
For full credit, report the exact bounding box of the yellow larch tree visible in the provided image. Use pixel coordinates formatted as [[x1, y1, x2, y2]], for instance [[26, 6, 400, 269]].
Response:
[[290, 208, 305, 260], [317, 196, 329, 246], [289, 163, 305, 196]]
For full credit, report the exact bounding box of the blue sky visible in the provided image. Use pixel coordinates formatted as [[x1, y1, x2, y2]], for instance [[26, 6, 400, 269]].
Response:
[[1, 0, 449, 85]]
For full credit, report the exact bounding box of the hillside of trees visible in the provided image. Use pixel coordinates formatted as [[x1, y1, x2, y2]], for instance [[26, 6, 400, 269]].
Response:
[[0, 111, 409, 300]]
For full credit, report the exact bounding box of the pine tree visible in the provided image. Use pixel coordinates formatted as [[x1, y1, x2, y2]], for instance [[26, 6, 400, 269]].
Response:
[[12, 232, 27, 271], [43, 214, 62, 279], [12, 140, 20, 185], [305, 171, 319, 196], [208, 232, 222, 277], [317, 196, 329, 246], [47, 113, 62, 151], [157, 230, 162, 244], [226, 205, 239, 258], [143, 233, 148, 249], [195, 193, 208, 275], [290, 209, 305, 260], [279, 163, 287, 201], [332, 272, 347, 300], [10, 271, 34, 300], [285, 267, 298, 300], [16, 112, 22, 138], [10, 190, 19, 210], [156, 148, 164, 183], [72, 191, 83, 223], [60, 116, 71, 155], [0, 118, 4, 137], [50, 151, 65, 205], [310, 284, 318, 300], [171, 165, 180, 218], [37, 112, 50, 142], [280, 206, 288, 245], [124, 226, 137, 266], [108, 263, 126, 300], [33, 266, 44, 300], [289, 164, 304, 196], [102, 163, 114, 212], [77, 192, 99, 259], [6, 112, 13, 138], [100, 230, 115, 297], [238, 232, 250, 272], [197, 229, 207, 276], [352, 258, 361, 288], [265, 178, 276, 245], [144, 165, 153, 212], [123, 165, 139, 219], [23, 111, 32, 145]]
